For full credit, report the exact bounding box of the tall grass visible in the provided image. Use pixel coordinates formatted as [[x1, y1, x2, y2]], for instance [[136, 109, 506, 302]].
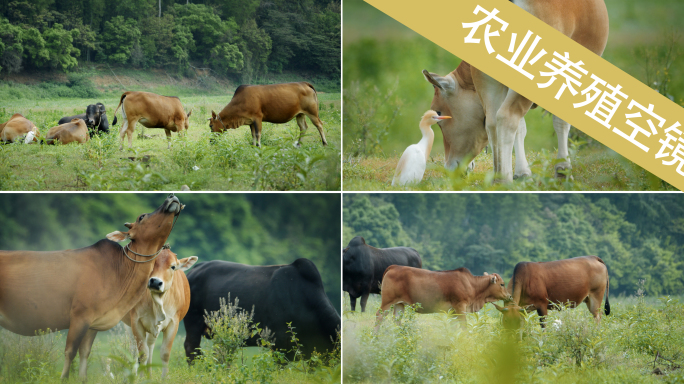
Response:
[[343, 294, 684, 383]]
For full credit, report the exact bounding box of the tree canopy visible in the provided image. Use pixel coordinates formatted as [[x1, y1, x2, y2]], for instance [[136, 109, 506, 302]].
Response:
[[344, 193, 684, 297], [0, 0, 340, 81]]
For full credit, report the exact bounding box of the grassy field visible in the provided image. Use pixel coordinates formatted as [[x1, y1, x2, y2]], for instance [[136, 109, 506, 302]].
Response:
[[342, 0, 684, 191], [0, 93, 340, 191], [0, 321, 340, 384], [342, 294, 684, 383]]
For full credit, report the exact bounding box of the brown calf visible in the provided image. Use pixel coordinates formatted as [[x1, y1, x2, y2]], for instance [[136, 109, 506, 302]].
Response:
[[123, 249, 197, 378], [0, 113, 38, 143], [375, 266, 511, 330], [492, 256, 610, 328], [46, 118, 89, 145], [112, 91, 192, 150], [209, 82, 327, 147]]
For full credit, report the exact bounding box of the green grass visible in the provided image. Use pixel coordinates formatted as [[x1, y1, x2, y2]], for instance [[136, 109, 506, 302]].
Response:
[[342, 294, 684, 383], [342, 0, 684, 190], [0, 322, 340, 383], [0, 93, 341, 191], [343, 142, 675, 191]]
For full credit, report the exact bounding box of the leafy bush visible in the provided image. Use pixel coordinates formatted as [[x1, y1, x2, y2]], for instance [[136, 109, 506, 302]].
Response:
[[0, 328, 64, 382]]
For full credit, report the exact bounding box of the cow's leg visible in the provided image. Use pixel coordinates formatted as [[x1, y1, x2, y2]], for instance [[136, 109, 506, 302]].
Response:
[[536, 304, 549, 328], [165, 129, 172, 150], [470, 69, 509, 180], [374, 307, 387, 332], [255, 119, 263, 147], [553, 115, 572, 178], [393, 303, 405, 325], [250, 123, 257, 146], [453, 303, 469, 329], [495, 90, 534, 182], [349, 294, 357, 312], [127, 119, 140, 149], [295, 114, 308, 148], [160, 324, 179, 378], [513, 117, 532, 179], [586, 294, 602, 324], [359, 292, 370, 312], [77, 328, 98, 380], [307, 113, 328, 146], [145, 332, 156, 375], [131, 320, 149, 375], [119, 118, 130, 150], [61, 320, 91, 379], [184, 319, 204, 364]]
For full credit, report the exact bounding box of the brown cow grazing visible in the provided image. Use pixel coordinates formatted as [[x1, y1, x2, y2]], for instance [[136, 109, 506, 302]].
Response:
[[123, 249, 198, 378], [492, 256, 610, 328], [0, 113, 38, 143], [46, 118, 89, 145], [0, 194, 184, 380], [375, 266, 511, 330], [209, 82, 327, 147], [112, 91, 192, 150]]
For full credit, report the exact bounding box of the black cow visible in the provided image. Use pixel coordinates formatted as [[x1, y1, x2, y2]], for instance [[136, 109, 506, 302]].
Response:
[[343, 236, 422, 312], [184, 258, 340, 362], [59, 103, 109, 136]]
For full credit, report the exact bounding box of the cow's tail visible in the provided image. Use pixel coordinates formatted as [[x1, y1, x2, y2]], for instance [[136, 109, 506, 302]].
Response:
[[604, 274, 611, 316], [111, 93, 128, 125], [305, 82, 318, 104]]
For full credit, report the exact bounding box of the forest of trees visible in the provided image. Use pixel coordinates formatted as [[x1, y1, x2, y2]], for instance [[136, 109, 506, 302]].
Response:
[[0, 0, 340, 82], [344, 193, 684, 297], [0, 193, 341, 312]]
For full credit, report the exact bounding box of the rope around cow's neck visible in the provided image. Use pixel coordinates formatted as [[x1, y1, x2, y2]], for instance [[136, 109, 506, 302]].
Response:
[[122, 208, 181, 263]]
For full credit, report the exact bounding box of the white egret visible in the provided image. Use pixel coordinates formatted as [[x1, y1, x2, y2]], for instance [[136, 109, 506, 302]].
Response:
[[392, 110, 451, 186]]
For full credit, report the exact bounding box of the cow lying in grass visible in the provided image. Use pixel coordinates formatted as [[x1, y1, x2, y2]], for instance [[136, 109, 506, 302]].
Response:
[[46, 118, 89, 145], [59, 102, 110, 136], [0, 114, 39, 143], [209, 82, 327, 147]]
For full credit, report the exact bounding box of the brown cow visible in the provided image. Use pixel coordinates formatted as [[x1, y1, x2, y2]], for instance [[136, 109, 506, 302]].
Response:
[[0, 194, 184, 380], [209, 82, 327, 147], [46, 118, 89, 145], [112, 91, 192, 150], [0, 113, 38, 143], [123, 249, 197, 378], [492, 256, 610, 328], [375, 266, 511, 330]]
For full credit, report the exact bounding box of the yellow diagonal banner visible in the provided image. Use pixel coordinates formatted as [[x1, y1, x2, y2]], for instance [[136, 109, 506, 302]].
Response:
[[364, 0, 684, 190]]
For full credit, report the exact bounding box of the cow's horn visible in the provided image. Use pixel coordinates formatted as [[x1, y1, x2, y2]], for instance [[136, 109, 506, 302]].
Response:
[[124, 222, 133, 229]]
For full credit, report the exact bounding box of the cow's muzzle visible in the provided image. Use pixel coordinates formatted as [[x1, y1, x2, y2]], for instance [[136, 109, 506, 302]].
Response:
[[148, 277, 164, 292], [163, 194, 183, 215]]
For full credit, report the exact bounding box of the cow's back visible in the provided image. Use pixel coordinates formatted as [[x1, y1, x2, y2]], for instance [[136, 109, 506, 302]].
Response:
[[514, 0, 608, 56], [225, 82, 317, 123], [371, 246, 422, 293], [512, 256, 608, 306], [1, 115, 35, 142]]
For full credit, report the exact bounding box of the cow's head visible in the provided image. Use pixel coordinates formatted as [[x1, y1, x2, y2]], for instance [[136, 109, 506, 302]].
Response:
[[208, 111, 227, 133], [492, 303, 535, 329], [423, 67, 488, 171], [147, 249, 198, 294], [184, 110, 193, 130], [107, 194, 185, 254], [483, 272, 512, 302], [85, 104, 101, 127]]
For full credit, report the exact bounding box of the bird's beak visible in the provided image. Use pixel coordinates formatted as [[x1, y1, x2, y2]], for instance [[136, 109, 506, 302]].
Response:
[[434, 116, 452, 120]]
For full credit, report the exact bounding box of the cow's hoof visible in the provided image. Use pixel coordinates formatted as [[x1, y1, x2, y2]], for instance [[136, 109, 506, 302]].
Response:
[[554, 162, 572, 179], [513, 171, 531, 180]]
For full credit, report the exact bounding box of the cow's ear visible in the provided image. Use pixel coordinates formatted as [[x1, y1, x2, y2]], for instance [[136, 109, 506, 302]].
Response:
[[422, 69, 454, 91], [490, 276, 496, 284], [211, 110, 216, 119], [178, 256, 199, 271], [492, 303, 507, 313], [106, 230, 130, 242], [187, 109, 193, 118]]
